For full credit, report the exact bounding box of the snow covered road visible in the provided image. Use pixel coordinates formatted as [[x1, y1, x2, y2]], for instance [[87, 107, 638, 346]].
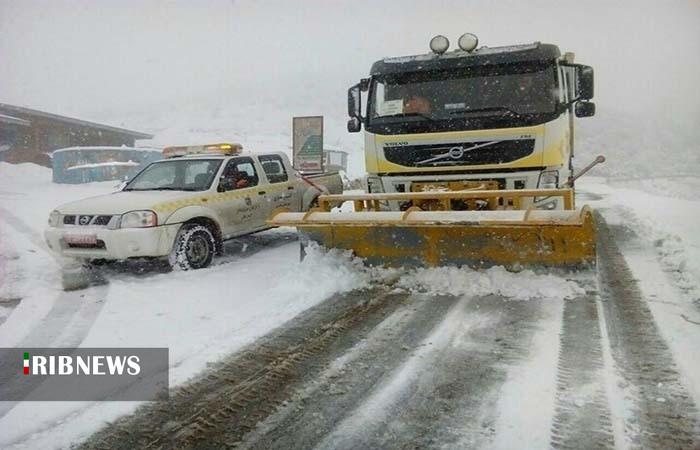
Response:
[[1, 164, 700, 448], [77, 226, 700, 449]]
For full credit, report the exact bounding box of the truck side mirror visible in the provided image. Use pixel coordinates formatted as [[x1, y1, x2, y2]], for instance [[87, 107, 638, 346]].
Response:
[[577, 65, 594, 100], [575, 101, 595, 118], [347, 117, 361, 133], [348, 83, 362, 119]]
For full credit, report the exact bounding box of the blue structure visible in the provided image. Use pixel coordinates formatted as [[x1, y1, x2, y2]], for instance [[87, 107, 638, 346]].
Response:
[[52, 147, 162, 184]]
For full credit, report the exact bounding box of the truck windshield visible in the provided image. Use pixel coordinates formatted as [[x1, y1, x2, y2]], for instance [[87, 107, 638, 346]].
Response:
[[124, 159, 222, 191], [369, 63, 557, 123]]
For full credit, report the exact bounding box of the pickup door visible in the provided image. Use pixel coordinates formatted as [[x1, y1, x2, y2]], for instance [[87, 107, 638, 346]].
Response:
[[257, 154, 300, 212], [214, 156, 271, 238]]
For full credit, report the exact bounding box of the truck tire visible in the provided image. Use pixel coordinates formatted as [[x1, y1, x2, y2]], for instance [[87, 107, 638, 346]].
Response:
[[169, 224, 216, 270]]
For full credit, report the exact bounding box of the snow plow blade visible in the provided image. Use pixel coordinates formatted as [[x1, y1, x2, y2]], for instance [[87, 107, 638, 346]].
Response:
[[269, 189, 596, 268]]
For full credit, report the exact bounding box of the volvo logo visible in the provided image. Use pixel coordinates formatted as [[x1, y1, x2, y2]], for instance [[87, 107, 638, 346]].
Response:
[[78, 215, 91, 225], [415, 140, 501, 166], [448, 146, 465, 159]]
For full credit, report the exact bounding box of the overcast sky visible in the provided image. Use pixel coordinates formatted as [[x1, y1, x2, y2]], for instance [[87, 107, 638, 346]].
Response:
[[1, 0, 699, 136]]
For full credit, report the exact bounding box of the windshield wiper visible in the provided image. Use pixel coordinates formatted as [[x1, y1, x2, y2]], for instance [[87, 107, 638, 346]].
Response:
[[124, 187, 178, 191], [376, 111, 435, 122], [449, 106, 522, 116]]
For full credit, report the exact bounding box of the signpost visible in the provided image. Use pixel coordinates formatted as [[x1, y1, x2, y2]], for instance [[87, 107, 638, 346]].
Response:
[[292, 116, 323, 173]]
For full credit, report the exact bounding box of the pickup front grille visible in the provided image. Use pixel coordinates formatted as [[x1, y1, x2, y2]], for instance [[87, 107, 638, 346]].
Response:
[[93, 215, 113, 226], [62, 215, 114, 226]]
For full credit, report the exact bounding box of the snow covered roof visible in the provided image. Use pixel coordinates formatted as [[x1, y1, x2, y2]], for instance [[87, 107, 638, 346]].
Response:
[[65, 161, 141, 171], [52, 146, 161, 154], [0, 113, 30, 127], [0, 103, 153, 139]]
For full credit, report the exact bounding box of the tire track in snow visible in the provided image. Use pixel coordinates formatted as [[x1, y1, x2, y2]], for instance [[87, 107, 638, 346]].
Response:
[[312, 294, 545, 450], [80, 286, 409, 449], [595, 216, 700, 449], [549, 282, 614, 449], [80, 288, 548, 449], [0, 206, 109, 348], [0, 207, 109, 420], [243, 292, 465, 450]]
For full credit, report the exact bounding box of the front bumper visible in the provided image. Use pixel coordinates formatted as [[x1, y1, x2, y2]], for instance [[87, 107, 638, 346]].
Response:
[[377, 170, 542, 192], [44, 223, 181, 260], [374, 171, 563, 210]]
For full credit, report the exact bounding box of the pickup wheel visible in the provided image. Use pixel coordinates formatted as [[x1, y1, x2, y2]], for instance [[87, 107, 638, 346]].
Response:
[[169, 224, 216, 270]]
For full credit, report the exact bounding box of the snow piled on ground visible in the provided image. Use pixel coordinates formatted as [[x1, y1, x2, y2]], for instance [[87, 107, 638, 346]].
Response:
[[579, 177, 700, 304], [396, 266, 584, 300]]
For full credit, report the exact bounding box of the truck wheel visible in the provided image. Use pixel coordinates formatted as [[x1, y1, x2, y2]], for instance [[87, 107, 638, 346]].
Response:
[[169, 224, 216, 270]]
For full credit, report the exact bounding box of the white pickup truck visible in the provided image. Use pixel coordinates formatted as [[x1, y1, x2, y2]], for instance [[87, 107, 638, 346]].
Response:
[[44, 143, 342, 270]]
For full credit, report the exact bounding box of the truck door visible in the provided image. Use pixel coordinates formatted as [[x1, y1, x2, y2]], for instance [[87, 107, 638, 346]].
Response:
[[258, 154, 300, 212], [215, 157, 267, 238]]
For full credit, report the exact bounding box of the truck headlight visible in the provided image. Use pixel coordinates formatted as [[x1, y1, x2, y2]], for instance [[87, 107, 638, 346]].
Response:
[[366, 176, 383, 193], [538, 170, 559, 189], [48, 210, 61, 227], [120, 210, 157, 228]]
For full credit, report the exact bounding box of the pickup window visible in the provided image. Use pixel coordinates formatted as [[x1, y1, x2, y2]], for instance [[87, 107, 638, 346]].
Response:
[[259, 154, 288, 183], [221, 157, 259, 190]]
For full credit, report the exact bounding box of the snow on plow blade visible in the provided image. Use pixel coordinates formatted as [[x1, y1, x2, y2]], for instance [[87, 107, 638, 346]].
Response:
[[269, 189, 596, 268]]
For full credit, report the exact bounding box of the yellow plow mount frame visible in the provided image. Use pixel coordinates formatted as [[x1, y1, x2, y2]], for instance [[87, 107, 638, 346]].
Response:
[[269, 188, 596, 268]]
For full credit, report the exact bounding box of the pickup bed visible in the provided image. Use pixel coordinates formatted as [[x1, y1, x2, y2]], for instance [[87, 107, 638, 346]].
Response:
[[44, 149, 342, 269]]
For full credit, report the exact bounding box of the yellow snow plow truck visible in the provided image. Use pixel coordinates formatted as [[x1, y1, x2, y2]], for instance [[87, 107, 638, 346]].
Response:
[[271, 34, 604, 268]]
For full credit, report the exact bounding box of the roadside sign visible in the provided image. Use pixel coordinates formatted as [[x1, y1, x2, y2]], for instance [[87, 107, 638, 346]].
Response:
[[292, 116, 323, 173]]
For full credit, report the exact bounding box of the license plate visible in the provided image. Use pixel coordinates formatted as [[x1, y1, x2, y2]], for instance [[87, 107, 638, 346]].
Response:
[[64, 234, 98, 245]]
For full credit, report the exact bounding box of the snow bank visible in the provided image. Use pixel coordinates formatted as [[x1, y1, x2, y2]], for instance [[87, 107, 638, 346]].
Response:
[[579, 177, 700, 303], [396, 266, 585, 300], [0, 163, 118, 231], [297, 244, 585, 301]]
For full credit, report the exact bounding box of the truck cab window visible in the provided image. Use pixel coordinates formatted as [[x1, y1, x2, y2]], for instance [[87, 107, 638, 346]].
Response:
[[221, 157, 259, 190], [259, 154, 288, 183]]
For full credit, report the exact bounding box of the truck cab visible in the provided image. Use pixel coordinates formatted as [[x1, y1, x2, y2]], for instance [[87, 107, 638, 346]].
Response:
[[44, 143, 342, 270], [347, 36, 595, 210]]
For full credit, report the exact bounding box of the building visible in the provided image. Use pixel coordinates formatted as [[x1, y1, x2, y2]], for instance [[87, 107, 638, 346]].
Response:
[[52, 147, 162, 184], [323, 147, 348, 173], [0, 103, 153, 167]]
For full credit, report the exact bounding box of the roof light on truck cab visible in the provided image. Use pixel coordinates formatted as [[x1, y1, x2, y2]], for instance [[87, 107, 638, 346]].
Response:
[[457, 33, 478, 52], [162, 143, 243, 158], [429, 35, 450, 55]]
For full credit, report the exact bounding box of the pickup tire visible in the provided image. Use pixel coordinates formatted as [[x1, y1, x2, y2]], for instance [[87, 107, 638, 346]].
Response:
[[169, 224, 216, 270]]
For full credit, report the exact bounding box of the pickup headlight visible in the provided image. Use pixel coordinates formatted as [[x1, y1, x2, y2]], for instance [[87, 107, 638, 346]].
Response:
[[538, 170, 559, 189], [120, 210, 158, 228], [48, 210, 61, 227]]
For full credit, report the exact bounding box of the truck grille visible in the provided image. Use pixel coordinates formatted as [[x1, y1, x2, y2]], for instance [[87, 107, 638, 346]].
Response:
[[383, 139, 536, 167]]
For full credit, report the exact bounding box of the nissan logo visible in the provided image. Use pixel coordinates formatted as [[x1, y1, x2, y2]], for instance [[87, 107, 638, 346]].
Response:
[[78, 215, 91, 225]]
